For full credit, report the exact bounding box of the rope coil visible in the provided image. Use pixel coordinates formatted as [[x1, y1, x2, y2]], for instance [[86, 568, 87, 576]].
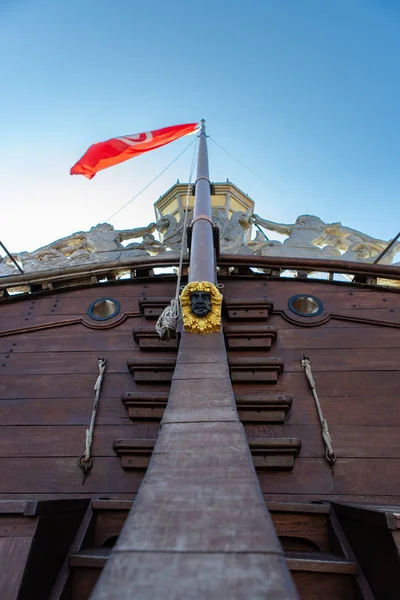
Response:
[[155, 298, 180, 341], [301, 355, 337, 466], [78, 357, 107, 481]]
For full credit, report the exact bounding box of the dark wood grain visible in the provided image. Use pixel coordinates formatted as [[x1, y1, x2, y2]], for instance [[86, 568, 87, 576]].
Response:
[[234, 370, 400, 397], [257, 458, 400, 496], [245, 425, 400, 457], [0, 458, 144, 494], [0, 537, 32, 600], [0, 426, 159, 457], [0, 373, 146, 399]]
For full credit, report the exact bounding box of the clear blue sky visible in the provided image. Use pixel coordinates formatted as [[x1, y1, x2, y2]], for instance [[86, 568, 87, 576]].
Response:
[[1, 0, 399, 252]]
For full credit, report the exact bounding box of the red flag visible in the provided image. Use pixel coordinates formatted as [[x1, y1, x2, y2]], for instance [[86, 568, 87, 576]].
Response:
[[70, 122, 199, 179]]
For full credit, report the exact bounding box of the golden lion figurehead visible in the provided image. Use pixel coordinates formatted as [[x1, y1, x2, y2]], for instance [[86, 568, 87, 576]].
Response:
[[179, 281, 223, 334]]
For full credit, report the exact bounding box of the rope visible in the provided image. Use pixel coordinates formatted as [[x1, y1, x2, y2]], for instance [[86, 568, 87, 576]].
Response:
[[78, 357, 107, 481], [155, 138, 198, 340], [209, 136, 296, 203], [301, 355, 337, 466], [105, 138, 196, 223]]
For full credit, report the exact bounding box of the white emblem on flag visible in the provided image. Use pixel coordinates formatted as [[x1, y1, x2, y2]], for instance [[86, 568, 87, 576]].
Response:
[[117, 131, 153, 146]]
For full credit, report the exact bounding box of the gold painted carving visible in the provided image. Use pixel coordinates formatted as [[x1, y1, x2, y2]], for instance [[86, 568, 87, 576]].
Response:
[[180, 281, 223, 334]]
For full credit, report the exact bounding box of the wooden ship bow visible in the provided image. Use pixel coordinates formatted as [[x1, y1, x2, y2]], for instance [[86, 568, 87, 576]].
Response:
[[2, 123, 400, 599]]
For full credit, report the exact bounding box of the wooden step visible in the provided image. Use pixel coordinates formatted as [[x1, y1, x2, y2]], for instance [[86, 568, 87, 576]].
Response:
[[69, 548, 110, 569], [235, 394, 292, 423], [287, 550, 358, 600], [224, 298, 273, 320], [228, 356, 284, 383], [138, 297, 170, 319], [249, 438, 301, 470], [127, 357, 176, 383], [121, 392, 293, 424], [224, 324, 277, 349], [132, 326, 179, 351], [121, 391, 168, 421], [113, 438, 301, 471], [286, 551, 357, 574]]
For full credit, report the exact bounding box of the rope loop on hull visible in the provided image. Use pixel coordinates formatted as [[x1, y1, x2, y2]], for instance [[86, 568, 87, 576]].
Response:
[[78, 357, 107, 483], [301, 355, 337, 466]]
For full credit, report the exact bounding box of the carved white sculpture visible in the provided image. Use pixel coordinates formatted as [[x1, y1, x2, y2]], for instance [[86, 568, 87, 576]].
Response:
[[1, 211, 398, 277], [252, 214, 400, 264]]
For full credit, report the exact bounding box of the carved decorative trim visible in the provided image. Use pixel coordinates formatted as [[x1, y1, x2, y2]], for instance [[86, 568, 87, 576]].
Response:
[[224, 325, 277, 350], [224, 298, 273, 321], [113, 439, 155, 470], [280, 309, 331, 328], [228, 356, 284, 383], [180, 281, 223, 334], [121, 391, 169, 420], [248, 438, 302, 470], [133, 327, 179, 351], [114, 437, 301, 471], [0, 311, 142, 339], [235, 394, 292, 423], [127, 357, 176, 383]]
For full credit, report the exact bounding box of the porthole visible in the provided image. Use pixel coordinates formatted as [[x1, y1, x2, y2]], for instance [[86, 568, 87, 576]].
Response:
[[288, 295, 323, 317], [87, 298, 120, 321]]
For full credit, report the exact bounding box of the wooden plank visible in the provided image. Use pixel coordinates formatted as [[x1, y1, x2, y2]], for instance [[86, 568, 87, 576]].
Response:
[[257, 458, 400, 496], [0, 426, 159, 457], [0, 373, 142, 399], [0, 458, 144, 494], [234, 370, 400, 397], [232, 347, 400, 372], [283, 395, 400, 427], [90, 552, 296, 600], [274, 324, 400, 349], [0, 516, 37, 537], [0, 537, 32, 600], [264, 493, 400, 505], [0, 294, 145, 316], [245, 425, 400, 458], [286, 551, 357, 574], [0, 327, 135, 352], [50, 281, 177, 299], [0, 350, 175, 375], [0, 500, 30, 514], [0, 493, 138, 501], [222, 278, 400, 305], [0, 397, 131, 426]]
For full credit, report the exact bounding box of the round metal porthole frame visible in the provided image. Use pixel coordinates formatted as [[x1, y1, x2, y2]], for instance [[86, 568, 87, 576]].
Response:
[[288, 294, 324, 318], [87, 297, 121, 321]]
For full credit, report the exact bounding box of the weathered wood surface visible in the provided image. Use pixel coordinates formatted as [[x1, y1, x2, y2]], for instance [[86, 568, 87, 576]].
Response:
[[92, 331, 297, 599], [0, 537, 32, 600], [257, 458, 400, 495], [1, 276, 400, 509], [0, 458, 143, 494]]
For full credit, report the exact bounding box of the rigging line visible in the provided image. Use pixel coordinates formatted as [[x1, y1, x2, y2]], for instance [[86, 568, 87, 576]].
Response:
[[175, 136, 198, 298], [208, 136, 296, 203], [105, 137, 197, 223], [154, 136, 198, 342]]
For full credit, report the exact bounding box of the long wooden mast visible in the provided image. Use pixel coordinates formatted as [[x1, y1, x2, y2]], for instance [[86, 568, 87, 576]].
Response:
[[189, 119, 215, 283], [91, 121, 297, 600]]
